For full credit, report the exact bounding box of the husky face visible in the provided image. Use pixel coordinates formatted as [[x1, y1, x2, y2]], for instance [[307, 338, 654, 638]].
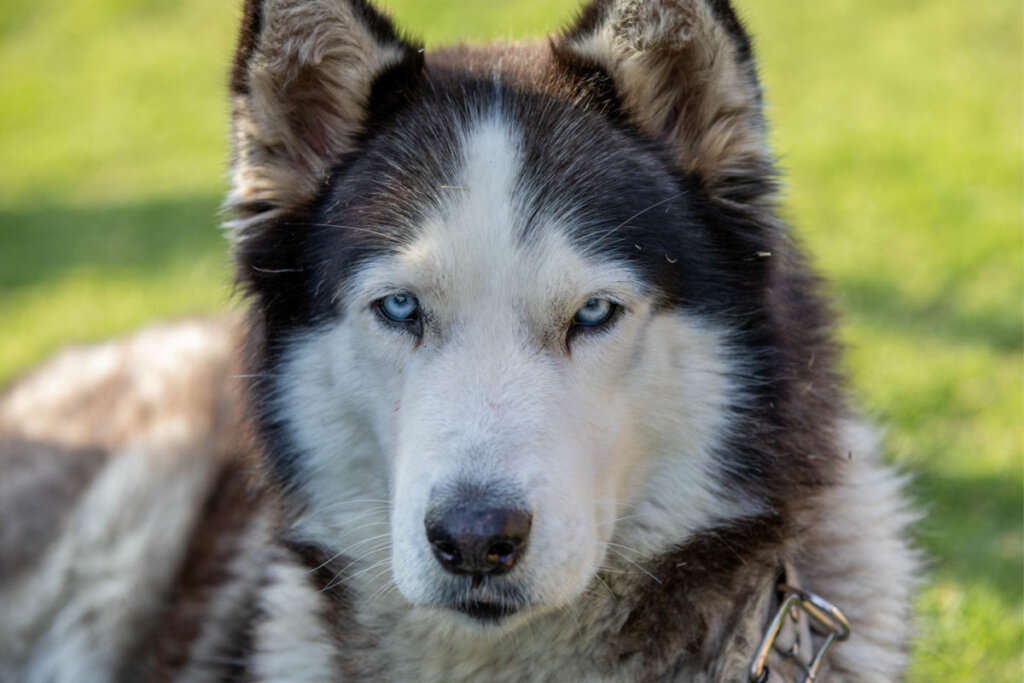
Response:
[[230, 0, 776, 628], [270, 111, 742, 622]]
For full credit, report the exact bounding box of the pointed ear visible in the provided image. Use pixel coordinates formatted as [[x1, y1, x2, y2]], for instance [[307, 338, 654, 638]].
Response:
[[556, 0, 772, 202], [228, 0, 421, 231]]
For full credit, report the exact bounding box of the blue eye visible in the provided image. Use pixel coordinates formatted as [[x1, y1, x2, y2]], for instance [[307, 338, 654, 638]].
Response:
[[378, 293, 420, 323], [573, 298, 616, 327]]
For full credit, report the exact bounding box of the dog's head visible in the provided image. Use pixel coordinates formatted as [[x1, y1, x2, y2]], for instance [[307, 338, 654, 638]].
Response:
[[229, 0, 783, 628]]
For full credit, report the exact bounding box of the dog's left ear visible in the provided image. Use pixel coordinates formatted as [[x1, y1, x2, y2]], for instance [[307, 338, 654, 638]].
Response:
[[555, 0, 771, 203]]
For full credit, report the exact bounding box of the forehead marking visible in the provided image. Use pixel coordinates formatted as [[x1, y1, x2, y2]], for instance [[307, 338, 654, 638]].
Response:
[[381, 109, 641, 327], [406, 113, 526, 297]]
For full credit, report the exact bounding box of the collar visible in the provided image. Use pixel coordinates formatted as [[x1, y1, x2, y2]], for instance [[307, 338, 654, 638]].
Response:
[[748, 561, 852, 683]]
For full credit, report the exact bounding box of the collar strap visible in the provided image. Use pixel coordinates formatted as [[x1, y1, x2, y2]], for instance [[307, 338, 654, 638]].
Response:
[[748, 562, 852, 682]]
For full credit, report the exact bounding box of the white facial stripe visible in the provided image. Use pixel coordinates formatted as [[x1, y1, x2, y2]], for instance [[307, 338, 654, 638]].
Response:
[[352, 114, 645, 333]]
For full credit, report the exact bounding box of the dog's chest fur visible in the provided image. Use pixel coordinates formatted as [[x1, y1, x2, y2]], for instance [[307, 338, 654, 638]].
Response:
[[137, 498, 779, 682]]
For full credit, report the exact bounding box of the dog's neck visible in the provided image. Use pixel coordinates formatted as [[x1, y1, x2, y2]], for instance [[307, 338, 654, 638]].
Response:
[[280, 515, 788, 681]]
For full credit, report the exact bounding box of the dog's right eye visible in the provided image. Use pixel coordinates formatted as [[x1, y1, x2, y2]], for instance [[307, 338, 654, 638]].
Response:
[[376, 293, 420, 324], [573, 298, 616, 327]]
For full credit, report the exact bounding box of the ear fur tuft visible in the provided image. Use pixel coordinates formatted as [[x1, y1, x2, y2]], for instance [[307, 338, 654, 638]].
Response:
[[556, 0, 773, 202], [227, 0, 421, 233]]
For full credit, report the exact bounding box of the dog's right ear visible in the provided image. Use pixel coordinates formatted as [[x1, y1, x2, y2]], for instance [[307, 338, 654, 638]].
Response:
[[227, 0, 421, 233], [555, 0, 772, 205]]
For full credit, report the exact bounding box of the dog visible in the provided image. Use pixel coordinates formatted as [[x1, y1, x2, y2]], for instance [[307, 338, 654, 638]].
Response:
[[0, 0, 917, 680]]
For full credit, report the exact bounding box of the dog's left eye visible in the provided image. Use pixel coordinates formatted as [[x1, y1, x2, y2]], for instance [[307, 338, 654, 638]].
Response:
[[573, 298, 616, 327], [377, 293, 420, 323]]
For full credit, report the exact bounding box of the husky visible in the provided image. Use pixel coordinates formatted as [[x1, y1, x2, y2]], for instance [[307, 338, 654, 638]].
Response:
[[0, 0, 917, 680]]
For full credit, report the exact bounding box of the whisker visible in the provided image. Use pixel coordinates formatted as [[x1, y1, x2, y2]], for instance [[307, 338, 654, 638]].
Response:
[[597, 513, 643, 527], [340, 532, 393, 552], [592, 572, 619, 610], [250, 265, 305, 273], [323, 556, 392, 594], [597, 564, 643, 575], [558, 601, 584, 641], [314, 499, 391, 510], [604, 544, 661, 584], [589, 192, 686, 250], [604, 541, 649, 556], [287, 221, 407, 244], [323, 520, 391, 534], [333, 540, 393, 575], [305, 536, 391, 575], [343, 557, 394, 585], [319, 507, 390, 529], [362, 569, 399, 604]]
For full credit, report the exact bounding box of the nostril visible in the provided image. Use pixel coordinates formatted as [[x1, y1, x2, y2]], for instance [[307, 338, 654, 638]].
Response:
[[485, 539, 519, 567], [426, 523, 464, 570], [432, 539, 462, 566]]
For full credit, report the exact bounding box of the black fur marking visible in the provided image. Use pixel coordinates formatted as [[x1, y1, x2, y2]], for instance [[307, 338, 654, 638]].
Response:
[[347, 0, 413, 50], [561, 0, 615, 41], [363, 50, 427, 138], [614, 515, 784, 673], [704, 0, 755, 66], [230, 0, 263, 95], [282, 537, 354, 607]]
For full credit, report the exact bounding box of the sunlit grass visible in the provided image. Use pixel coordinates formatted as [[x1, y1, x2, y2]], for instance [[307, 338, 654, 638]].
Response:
[[1, 0, 1020, 679]]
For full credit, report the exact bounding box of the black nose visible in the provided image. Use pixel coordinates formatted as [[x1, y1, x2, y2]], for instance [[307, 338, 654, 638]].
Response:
[[425, 505, 532, 576]]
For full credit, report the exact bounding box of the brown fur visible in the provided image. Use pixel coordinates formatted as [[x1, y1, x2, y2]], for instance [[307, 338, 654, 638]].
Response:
[[556, 0, 772, 201], [228, 0, 417, 231]]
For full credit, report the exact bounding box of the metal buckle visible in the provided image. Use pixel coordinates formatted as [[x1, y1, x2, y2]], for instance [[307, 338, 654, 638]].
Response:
[[748, 584, 851, 682]]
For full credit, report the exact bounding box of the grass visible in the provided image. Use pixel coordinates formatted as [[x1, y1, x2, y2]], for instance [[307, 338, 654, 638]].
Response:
[[1, 0, 1020, 678]]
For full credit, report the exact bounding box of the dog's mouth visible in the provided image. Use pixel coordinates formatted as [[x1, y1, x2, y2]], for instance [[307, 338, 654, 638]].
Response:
[[453, 598, 521, 623], [434, 580, 527, 625]]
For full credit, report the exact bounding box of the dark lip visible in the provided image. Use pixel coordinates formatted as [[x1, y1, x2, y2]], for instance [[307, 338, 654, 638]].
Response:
[[434, 576, 527, 624], [453, 599, 521, 624]]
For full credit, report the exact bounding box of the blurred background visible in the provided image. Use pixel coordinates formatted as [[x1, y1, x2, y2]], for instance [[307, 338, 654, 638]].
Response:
[[1, 0, 1020, 678]]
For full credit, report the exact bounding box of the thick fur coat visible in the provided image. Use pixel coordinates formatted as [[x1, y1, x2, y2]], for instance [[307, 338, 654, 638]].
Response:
[[0, 1, 916, 681]]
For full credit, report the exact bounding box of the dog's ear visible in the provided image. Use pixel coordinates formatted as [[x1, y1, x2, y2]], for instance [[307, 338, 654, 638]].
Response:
[[227, 0, 421, 231], [556, 0, 771, 203]]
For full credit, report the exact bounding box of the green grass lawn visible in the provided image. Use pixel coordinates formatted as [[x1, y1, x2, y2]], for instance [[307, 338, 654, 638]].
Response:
[[1, 0, 1020, 678]]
